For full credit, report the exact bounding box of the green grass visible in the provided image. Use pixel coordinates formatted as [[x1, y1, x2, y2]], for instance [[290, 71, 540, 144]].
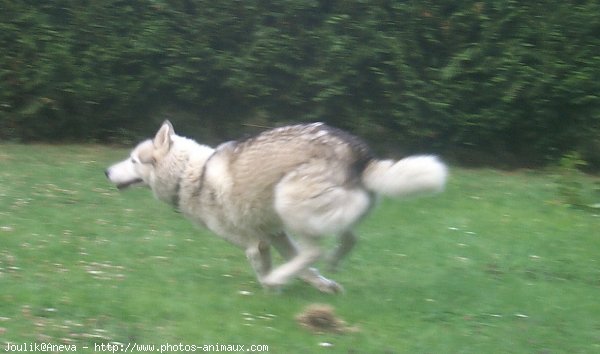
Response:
[[1, 144, 599, 353]]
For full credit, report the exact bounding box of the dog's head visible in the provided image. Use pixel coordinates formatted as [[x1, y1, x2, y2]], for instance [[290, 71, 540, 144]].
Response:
[[105, 120, 174, 190]]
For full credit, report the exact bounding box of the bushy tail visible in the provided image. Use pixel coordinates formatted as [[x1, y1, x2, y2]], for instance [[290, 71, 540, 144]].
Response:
[[362, 155, 448, 198]]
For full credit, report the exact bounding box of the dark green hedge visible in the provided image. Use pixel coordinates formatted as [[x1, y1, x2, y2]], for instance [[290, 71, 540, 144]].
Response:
[[1, 1, 599, 166]]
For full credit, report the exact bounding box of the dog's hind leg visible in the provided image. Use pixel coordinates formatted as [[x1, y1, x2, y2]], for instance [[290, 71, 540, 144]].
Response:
[[245, 240, 272, 281], [327, 230, 357, 272], [261, 237, 332, 293], [271, 233, 343, 294], [272, 165, 371, 293]]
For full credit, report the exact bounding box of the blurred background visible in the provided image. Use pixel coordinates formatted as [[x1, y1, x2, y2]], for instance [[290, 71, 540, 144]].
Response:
[[1, 1, 599, 168]]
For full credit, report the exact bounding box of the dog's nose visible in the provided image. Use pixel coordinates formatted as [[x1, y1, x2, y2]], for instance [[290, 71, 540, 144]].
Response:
[[104, 169, 110, 178]]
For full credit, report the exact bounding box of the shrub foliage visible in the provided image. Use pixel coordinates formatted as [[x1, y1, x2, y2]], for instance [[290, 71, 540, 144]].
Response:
[[1, 1, 599, 166]]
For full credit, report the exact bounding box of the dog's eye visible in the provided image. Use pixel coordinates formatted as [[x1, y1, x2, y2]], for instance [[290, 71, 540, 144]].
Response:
[[131, 157, 137, 164]]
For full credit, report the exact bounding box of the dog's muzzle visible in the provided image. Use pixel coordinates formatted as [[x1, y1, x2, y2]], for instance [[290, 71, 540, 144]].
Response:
[[104, 169, 143, 190]]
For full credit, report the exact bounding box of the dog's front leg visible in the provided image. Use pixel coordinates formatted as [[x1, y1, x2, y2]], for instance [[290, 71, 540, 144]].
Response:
[[245, 240, 272, 282]]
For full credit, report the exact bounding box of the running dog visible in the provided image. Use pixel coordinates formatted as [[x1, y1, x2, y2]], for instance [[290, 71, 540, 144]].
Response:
[[106, 121, 447, 293]]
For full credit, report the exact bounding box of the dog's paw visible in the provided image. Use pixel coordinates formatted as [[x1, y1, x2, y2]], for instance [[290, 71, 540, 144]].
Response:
[[314, 276, 344, 295]]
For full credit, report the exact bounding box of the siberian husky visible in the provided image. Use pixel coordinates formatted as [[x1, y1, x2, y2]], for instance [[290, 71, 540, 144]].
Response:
[[106, 121, 447, 293]]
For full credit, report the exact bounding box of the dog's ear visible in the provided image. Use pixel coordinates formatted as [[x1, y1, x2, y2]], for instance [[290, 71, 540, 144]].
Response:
[[153, 120, 174, 158]]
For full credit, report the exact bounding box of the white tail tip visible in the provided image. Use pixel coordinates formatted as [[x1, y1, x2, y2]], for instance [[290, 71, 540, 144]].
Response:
[[362, 155, 448, 198]]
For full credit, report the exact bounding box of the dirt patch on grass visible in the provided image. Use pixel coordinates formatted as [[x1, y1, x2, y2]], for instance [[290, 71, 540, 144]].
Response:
[[296, 304, 359, 334]]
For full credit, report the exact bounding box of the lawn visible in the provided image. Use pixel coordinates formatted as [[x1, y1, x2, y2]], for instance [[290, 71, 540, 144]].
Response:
[[1, 144, 599, 353]]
